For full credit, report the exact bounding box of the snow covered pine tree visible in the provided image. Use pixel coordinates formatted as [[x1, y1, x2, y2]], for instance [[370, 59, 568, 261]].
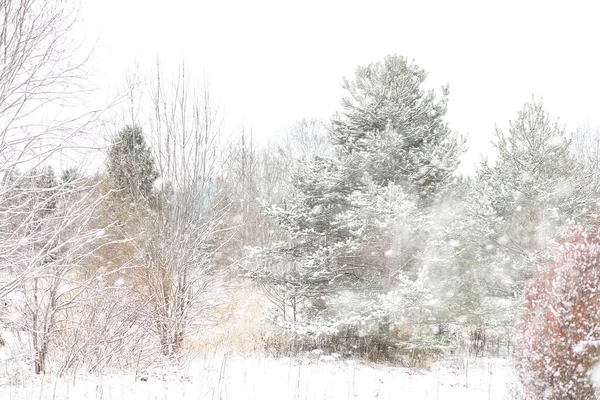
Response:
[[251, 54, 464, 359], [462, 100, 592, 330]]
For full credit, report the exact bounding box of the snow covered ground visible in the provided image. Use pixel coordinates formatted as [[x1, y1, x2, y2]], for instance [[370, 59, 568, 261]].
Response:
[[0, 354, 513, 400]]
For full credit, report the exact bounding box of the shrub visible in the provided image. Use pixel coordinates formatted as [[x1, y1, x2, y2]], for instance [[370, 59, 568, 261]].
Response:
[[516, 224, 600, 399]]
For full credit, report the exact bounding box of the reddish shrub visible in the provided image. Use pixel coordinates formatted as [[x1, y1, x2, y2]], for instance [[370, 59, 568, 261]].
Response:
[[516, 224, 600, 399]]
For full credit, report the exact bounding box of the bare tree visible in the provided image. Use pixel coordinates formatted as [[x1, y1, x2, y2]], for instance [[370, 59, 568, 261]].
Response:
[[274, 118, 331, 182], [279, 118, 330, 157], [0, 0, 120, 375], [572, 123, 600, 192], [126, 63, 232, 358], [0, 0, 103, 295], [217, 128, 284, 267]]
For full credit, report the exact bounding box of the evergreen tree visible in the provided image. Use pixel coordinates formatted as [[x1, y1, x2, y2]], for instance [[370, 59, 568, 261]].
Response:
[[60, 167, 80, 185], [331, 54, 464, 201], [459, 99, 592, 328], [251, 55, 464, 354], [107, 125, 159, 202], [252, 156, 423, 331], [487, 100, 589, 293]]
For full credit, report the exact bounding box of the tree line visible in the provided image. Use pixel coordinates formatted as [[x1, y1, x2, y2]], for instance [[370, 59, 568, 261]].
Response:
[[2, 1, 600, 397]]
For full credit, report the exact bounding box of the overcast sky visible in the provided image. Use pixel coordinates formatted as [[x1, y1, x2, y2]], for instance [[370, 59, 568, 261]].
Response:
[[80, 0, 600, 175]]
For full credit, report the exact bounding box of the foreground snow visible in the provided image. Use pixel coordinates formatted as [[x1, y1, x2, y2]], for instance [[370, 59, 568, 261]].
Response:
[[0, 354, 513, 400]]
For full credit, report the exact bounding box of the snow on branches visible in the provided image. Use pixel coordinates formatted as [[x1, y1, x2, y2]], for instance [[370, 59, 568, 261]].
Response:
[[517, 222, 600, 399]]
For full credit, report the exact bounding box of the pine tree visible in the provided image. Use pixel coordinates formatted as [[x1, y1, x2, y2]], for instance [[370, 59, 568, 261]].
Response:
[[251, 155, 368, 323], [252, 156, 423, 335], [494, 100, 588, 291], [462, 99, 592, 329], [251, 55, 464, 355], [331, 54, 464, 201], [421, 178, 495, 326]]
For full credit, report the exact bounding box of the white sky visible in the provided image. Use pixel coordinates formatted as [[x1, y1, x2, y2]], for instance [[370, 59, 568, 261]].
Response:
[[80, 0, 600, 175]]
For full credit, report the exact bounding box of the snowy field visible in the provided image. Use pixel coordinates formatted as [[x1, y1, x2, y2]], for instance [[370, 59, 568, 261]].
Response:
[[0, 355, 513, 400]]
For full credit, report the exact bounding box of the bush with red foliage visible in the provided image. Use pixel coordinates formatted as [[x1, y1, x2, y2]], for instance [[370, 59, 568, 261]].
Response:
[[516, 224, 600, 399]]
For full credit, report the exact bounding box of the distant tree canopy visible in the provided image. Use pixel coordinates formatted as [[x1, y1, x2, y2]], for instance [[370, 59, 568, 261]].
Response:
[[107, 125, 159, 202]]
